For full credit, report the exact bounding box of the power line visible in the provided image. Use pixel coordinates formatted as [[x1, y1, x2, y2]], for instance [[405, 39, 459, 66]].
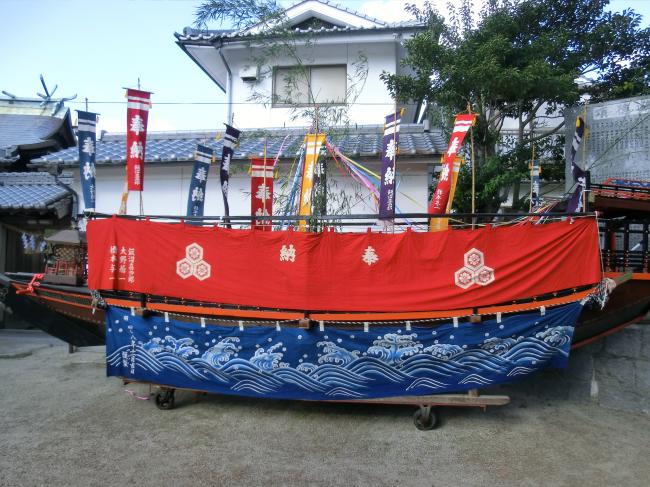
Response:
[[69, 100, 402, 106]]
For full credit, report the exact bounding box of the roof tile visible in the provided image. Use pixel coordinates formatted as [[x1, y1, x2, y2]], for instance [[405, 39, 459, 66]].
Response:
[[32, 125, 446, 166]]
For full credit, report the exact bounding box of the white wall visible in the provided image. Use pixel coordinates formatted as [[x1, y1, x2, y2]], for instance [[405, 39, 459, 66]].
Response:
[[223, 37, 406, 129], [72, 160, 430, 220]]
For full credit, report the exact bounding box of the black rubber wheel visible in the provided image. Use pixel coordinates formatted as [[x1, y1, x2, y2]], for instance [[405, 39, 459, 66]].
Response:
[[155, 389, 175, 410], [413, 406, 438, 430]]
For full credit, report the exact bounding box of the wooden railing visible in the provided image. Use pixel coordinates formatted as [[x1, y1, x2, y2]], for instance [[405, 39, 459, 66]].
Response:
[[599, 218, 650, 273]]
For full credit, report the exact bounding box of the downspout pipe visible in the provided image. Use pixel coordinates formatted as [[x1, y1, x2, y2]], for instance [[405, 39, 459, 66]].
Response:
[[55, 173, 79, 227], [216, 40, 233, 125]]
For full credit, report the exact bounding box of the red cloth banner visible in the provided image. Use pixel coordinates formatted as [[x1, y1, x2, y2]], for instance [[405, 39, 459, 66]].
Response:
[[87, 217, 602, 313], [126, 89, 152, 191], [429, 114, 477, 218], [250, 158, 274, 230]]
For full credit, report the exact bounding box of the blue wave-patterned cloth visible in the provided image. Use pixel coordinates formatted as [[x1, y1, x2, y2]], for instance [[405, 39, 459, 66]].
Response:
[[106, 302, 582, 400]]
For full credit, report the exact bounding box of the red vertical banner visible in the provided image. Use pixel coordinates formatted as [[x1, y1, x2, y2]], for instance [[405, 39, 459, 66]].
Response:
[[126, 89, 152, 191], [251, 158, 274, 230], [428, 114, 476, 229]]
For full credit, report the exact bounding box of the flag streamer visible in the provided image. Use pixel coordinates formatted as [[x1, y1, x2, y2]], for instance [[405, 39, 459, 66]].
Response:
[[77, 110, 98, 212], [251, 158, 274, 230], [567, 116, 587, 213], [125, 89, 151, 191], [379, 109, 404, 219], [298, 134, 326, 230], [219, 124, 241, 218], [429, 113, 477, 231], [186, 145, 213, 217]]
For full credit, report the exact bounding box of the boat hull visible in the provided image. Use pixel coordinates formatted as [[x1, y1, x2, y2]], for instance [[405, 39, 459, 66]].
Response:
[[106, 302, 582, 400], [2, 274, 104, 347], [4, 274, 649, 350]]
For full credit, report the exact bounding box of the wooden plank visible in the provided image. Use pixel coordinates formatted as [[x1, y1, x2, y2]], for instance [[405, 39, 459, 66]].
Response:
[[119, 378, 510, 408], [322, 394, 511, 407]]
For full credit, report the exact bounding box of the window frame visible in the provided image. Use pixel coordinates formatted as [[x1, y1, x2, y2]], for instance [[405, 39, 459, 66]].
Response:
[[271, 64, 347, 108]]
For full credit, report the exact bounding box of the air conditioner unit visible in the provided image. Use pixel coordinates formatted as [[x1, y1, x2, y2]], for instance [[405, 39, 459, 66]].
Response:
[[239, 66, 259, 82]]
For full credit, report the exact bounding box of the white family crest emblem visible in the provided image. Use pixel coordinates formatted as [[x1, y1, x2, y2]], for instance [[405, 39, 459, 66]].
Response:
[[454, 248, 495, 289], [176, 243, 211, 281], [362, 246, 379, 266], [280, 244, 296, 262]]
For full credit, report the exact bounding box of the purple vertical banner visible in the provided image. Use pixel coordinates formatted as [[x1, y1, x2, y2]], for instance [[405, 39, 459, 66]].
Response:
[[567, 116, 586, 213], [379, 110, 402, 219], [220, 124, 241, 218], [186, 144, 213, 217]]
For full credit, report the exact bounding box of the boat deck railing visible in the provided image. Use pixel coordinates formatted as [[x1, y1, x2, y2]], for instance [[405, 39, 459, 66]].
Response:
[[88, 211, 594, 232], [87, 212, 650, 274], [600, 218, 650, 273], [592, 182, 650, 202]]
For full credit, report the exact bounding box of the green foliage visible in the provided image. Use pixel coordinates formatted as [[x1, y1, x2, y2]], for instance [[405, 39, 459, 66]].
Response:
[[384, 0, 650, 212], [194, 0, 282, 29]]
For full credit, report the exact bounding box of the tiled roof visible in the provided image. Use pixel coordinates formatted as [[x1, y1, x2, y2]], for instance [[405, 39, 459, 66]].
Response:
[[177, 20, 424, 42], [0, 97, 76, 163], [177, 0, 423, 42], [0, 172, 71, 213], [32, 125, 446, 166]]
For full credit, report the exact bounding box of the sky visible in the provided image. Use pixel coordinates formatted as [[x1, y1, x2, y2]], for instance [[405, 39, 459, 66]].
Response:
[[1, 0, 648, 133]]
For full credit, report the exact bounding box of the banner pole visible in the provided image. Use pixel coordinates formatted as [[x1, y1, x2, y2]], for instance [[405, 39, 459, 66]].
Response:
[[529, 139, 535, 212], [468, 103, 476, 229], [263, 138, 268, 227], [582, 102, 589, 213]]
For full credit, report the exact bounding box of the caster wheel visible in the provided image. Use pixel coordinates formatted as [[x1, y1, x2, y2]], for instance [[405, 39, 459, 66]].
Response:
[[155, 389, 175, 410], [413, 406, 438, 430]]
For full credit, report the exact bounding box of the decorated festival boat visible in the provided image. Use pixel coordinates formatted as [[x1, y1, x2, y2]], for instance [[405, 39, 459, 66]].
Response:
[[3, 97, 650, 428]]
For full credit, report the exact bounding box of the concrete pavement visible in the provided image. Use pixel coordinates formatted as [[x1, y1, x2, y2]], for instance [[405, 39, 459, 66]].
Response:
[[0, 332, 649, 486]]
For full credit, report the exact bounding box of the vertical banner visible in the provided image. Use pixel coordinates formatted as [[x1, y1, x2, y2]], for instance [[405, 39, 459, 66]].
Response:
[[251, 158, 274, 230], [531, 159, 541, 209], [379, 109, 404, 219], [126, 88, 152, 191], [429, 113, 477, 231], [298, 134, 326, 230], [76, 110, 98, 212], [431, 157, 463, 232], [567, 116, 586, 213], [186, 144, 213, 217], [220, 124, 241, 218]]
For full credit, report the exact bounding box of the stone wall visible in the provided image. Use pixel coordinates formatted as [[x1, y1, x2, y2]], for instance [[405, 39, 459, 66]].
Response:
[[505, 321, 650, 414]]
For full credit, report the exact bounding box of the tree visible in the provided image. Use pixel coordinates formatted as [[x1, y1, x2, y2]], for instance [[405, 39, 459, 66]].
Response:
[[193, 0, 372, 225], [382, 0, 650, 212]]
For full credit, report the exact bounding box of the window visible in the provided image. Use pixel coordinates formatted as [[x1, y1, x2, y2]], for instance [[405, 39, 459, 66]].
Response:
[[273, 65, 346, 106]]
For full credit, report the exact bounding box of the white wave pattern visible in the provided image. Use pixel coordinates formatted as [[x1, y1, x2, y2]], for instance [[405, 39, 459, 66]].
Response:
[[459, 374, 493, 385], [406, 377, 448, 391], [107, 322, 576, 400]]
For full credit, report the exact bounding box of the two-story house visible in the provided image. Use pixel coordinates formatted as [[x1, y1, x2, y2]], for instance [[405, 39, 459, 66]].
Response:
[[33, 0, 445, 218]]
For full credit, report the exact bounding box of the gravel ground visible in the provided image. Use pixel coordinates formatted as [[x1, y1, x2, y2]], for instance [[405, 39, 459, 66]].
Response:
[[1, 338, 649, 487]]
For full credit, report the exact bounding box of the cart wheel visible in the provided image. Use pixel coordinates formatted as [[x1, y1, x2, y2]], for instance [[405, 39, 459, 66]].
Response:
[[155, 389, 175, 410], [413, 406, 438, 430]]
